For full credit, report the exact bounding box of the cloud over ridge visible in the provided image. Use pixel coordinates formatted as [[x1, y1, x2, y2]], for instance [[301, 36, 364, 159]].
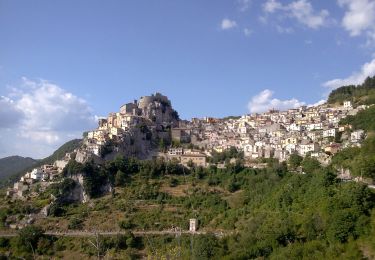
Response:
[[248, 89, 305, 113]]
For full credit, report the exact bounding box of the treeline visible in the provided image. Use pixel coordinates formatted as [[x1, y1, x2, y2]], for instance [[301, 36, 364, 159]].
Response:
[[328, 75, 375, 105]]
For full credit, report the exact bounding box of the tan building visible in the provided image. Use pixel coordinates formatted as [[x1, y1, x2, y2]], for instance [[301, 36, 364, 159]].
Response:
[[180, 154, 206, 167]]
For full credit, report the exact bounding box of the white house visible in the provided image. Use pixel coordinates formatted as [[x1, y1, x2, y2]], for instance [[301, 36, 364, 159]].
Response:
[[323, 128, 336, 138], [343, 101, 352, 109], [351, 130, 364, 142], [30, 168, 43, 180], [299, 142, 320, 156]]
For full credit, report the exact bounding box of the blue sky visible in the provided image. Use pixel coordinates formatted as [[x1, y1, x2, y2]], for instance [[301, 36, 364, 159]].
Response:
[[1, 0, 375, 158]]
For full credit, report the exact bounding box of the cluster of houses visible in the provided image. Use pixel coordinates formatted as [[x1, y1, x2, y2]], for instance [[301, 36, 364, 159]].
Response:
[[6, 153, 72, 199], [83, 95, 369, 168], [169, 101, 367, 166], [84, 92, 178, 157]]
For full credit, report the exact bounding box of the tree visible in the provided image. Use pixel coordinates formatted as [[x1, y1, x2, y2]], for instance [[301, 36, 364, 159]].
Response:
[[159, 139, 167, 151], [327, 209, 357, 242], [192, 234, 220, 259], [115, 170, 127, 186], [288, 154, 303, 170], [301, 157, 321, 173], [17, 225, 44, 253], [187, 160, 194, 168]]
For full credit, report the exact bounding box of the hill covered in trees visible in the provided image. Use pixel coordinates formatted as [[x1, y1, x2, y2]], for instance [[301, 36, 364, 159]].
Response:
[[0, 156, 37, 181], [0, 139, 82, 187], [327, 76, 375, 105]]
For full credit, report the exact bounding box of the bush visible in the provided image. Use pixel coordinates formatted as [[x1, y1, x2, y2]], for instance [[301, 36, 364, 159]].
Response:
[[119, 219, 133, 230], [0, 238, 9, 248], [36, 237, 53, 255], [169, 178, 179, 187], [68, 217, 84, 230]]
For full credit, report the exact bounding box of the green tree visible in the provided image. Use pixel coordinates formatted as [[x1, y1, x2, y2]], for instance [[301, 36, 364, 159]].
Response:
[[115, 170, 127, 186], [16, 225, 44, 253], [301, 157, 321, 173], [192, 234, 220, 259], [288, 154, 303, 170]]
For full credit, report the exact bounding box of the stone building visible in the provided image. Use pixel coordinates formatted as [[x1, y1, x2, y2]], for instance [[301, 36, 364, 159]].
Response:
[[189, 218, 197, 232]]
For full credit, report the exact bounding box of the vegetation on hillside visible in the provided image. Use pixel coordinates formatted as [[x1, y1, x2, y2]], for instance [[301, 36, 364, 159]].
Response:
[[1, 152, 375, 258], [328, 75, 375, 105], [340, 105, 375, 132], [332, 135, 375, 179], [0, 156, 37, 181]]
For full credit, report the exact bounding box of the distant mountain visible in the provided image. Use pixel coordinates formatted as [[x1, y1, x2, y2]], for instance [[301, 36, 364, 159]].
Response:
[[0, 139, 82, 187], [0, 156, 37, 181]]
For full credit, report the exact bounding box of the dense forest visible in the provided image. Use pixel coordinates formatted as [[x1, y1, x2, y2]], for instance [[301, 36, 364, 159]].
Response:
[[327, 75, 375, 105]]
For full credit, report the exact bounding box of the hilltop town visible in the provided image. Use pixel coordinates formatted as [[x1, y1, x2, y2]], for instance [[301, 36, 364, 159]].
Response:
[[6, 92, 371, 202], [2, 90, 375, 259], [81, 94, 367, 167]]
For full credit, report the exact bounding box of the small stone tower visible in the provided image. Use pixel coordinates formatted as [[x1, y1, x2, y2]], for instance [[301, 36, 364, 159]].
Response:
[[189, 218, 197, 232]]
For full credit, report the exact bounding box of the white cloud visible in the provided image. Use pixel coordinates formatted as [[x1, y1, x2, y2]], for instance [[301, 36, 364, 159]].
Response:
[[263, 0, 331, 29], [276, 25, 294, 34], [338, 0, 375, 36], [0, 78, 96, 158], [221, 18, 237, 30], [247, 89, 305, 113], [308, 99, 326, 107], [323, 57, 375, 89], [243, 27, 252, 37], [338, 0, 375, 45], [0, 96, 24, 128], [288, 0, 330, 29], [264, 0, 283, 13], [238, 0, 251, 12]]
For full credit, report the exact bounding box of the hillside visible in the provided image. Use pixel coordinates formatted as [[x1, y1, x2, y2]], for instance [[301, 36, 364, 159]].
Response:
[[0, 157, 374, 259], [0, 156, 37, 181], [328, 75, 375, 106], [1, 139, 82, 187]]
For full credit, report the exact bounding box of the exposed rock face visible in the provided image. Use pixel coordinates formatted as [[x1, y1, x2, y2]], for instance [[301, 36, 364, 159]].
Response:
[[137, 93, 179, 124], [69, 174, 89, 203]]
